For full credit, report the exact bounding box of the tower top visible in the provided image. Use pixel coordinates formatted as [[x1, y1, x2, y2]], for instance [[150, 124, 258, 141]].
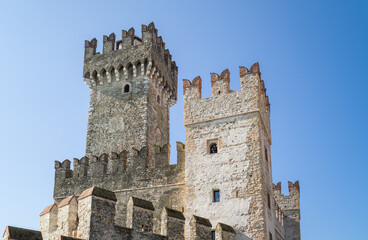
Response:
[[82, 22, 178, 104]]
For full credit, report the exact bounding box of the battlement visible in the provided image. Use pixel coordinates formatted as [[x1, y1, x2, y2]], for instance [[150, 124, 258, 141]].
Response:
[[38, 186, 236, 240], [183, 63, 271, 140], [273, 181, 300, 196], [83, 22, 178, 104], [272, 180, 300, 211], [53, 142, 185, 200]]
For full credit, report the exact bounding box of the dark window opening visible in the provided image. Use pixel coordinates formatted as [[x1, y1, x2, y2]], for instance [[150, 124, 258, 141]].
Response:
[[123, 84, 130, 93], [218, 91, 221, 95], [157, 95, 160, 104], [213, 190, 220, 202], [265, 147, 268, 162], [269, 232, 273, 240], [212, 231, 216, 240], [210, 144, 218, 154], [267, 193, 271, 209]]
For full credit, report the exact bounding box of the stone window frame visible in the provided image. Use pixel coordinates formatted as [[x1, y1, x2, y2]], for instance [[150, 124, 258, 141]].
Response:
[[207, 139, 219, 154], [212, 189, 220, 202], [122, 82, 132, 94]]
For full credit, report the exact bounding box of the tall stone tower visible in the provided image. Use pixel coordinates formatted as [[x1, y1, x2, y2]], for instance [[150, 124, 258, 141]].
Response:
[[183, 64, 275, 239], [83, 22, 178, 167], [54, 23, 185, 231]]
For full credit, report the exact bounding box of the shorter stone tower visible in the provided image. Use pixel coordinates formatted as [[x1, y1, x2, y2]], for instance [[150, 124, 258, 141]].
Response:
[[183, 64, 275, 239], [53, 23, 185, 233]]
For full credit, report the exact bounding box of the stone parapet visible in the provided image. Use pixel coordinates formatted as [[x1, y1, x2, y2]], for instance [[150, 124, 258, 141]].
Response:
[[38, 186, 237, 240], [83, 22, 177, 104], [3, 226, 42, 240], [53, 143, 185, 200], [183, 63, 271, 141]]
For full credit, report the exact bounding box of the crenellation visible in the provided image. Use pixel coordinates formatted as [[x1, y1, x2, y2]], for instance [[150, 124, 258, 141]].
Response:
[[161, 207, 185, 240], [183, 76, 202, 98], [84, 38, 97, 59], [53, 144, 185, 201], [103, 33, 116, 54], [211, 69, 230, 96], [215, 223, 236, 240], [56, 195, 78, 237], [40, 203, 58, 239], [126, 197, 155, 233], [189, 215, 212, 240], [121, 28, 135, 48]]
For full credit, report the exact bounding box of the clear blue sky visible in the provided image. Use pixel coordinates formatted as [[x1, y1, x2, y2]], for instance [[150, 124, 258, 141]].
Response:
[[0, 0, 367, 239]]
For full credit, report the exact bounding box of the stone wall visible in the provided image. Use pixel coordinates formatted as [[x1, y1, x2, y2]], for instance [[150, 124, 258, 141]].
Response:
[[54, 142, 185, 233], [39, 186, 225, 240]]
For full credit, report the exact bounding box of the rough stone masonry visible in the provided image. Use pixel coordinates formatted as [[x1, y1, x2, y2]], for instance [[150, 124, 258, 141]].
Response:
[[2, 22, 301, 240]]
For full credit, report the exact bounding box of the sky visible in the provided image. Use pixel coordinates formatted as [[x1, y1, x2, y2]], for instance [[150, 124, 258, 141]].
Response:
[[0, 0, 367, 239]]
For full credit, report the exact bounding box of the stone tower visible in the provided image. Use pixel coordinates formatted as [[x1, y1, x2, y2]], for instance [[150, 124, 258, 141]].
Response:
[[53, 23, 185, 232], [183, 65, 276, 239], [83, 22, 178, 167]]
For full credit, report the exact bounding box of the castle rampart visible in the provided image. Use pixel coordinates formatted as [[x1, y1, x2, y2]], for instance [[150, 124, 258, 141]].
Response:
[[35, 186, 236, 240], [54, 142, 185, 233]]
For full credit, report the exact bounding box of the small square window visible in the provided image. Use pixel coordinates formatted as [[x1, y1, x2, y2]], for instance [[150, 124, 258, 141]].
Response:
[[207, 139, 219, 154], [213, 190, 220, 202], [210, 143, 218, 154]]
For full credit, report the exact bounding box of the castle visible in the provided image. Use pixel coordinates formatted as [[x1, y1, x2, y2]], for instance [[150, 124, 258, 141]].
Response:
[[2, 23, 301, 240]]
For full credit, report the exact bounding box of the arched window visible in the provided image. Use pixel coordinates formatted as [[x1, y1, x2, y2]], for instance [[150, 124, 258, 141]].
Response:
[[123, 84, 130, 93], [127, 63, 133, 79], [210, 143, 218, 154]]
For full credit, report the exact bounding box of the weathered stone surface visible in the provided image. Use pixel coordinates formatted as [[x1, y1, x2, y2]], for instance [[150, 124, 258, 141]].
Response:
[[161, 207, 185, 240], [183, 67, 274, 240]]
